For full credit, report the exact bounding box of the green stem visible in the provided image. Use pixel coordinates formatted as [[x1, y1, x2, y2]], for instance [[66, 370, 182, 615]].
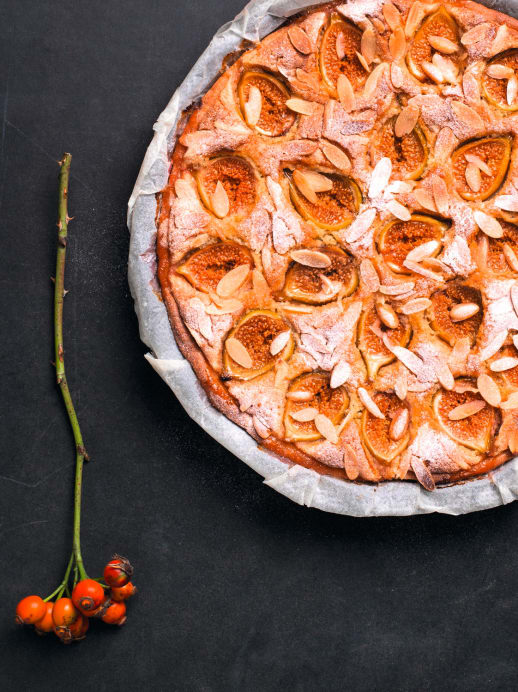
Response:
[[54, 153, 89, 582], [44, 553, 74, 602]]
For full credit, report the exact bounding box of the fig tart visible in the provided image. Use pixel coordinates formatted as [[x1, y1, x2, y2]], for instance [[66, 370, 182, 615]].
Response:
[[156, 0, 518, 491]]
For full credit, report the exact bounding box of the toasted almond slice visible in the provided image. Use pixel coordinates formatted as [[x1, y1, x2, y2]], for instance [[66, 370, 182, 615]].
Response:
[[372, 17, 386, 34], [244, 85, 262, 127], [286, 390, 313, 402], [436, 359, 455, 390], [290, 248, 332, 268], [314, 413, 339, 443], [355, 50, 371, 73], [394, 104, 420, 138], [344, 208, 377, 243], [508, 429, 518, 454], [473, 210, 503, 238], [389, 407, 409, 440], [406, 240, 441, 263], [449, 336, 471, 370], [465, 163, 481, 192], [399, 297, 432, 315], [386, 199, 411, 221], [380, 281, 415, 296], [302, 170, 333, 193], [363, 62, 386, 100], [212, 180, 230, 218], [411, 457, 436, 491], [395, 370, 408, 400], [422, 256, 450, 274], [389, 344, 428, 380], [433, 54, 458, 84], [292, 170, 318, 204], [337, 74, 356, 112], [461, 22, 492, 46], [252, 415, 270, 439], [320, 141, 351, 171], [501, 392, 518, 410], [290, 407, 318, 422], [454, 383, 479, 394], [462, 71, 481, 103], [343, 443, 360, 480], [477, 373, 501, 407], [431, 176, 449, 217], [205, 299, 242, 315], [288, 25, 312, 54], [216, 263, 250, 298], [414, 188, 437, 212], [428, 34, 458, 54], [513, 333, 518, 350], [330, 360, 351, 389], [389, 27, 406, 60], [390, 62, 404, 89], [512, 284, 518, 316], [274, 360, 289, 389], [226, 337, 253, 369], [270, 330, 291, 356], [464, 153, 492, 176], [490, 356, 518, 372], [369, 157, 392, 199], [508, 75, 518, 106], [405, 1, 425, 38], [357, 387, 385, 419], [360, 258, 380, 292], [486, 64, 515, 79], [503, 244, 518, 272], [403, 259, 445, 282], [450, 101, 484, 130], [434, 126, 457, 162], [448, 399, 486, 420], [495, 196, 518, 212], [449, 302, 480, 322], [252, 268, 270, 299], [336, 32, 346, 60], [480, 330, 508, 362], [376, 301, 399, 329], [361, 26, 377, 64], [387, 180, 415, 194], [285, 98, 319, 115], [422, 60, 443, 83], [383, 2, 401, 31], [280, 303, 314, 314]]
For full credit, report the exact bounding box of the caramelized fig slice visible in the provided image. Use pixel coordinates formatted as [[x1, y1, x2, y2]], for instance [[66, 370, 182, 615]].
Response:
[[377, 214, 447, 274], [407, 7, 459, 82], [428, 283, 483, 347], [284, 371, 349, 442], [288, 170, 362, 230], [358, 303, 412, 379], [238, 71, 295, 137], [452, 136, 512, 202], [223, 309, 294, 380], [361, 392, 410, 463], [433, 380, 496, 452], [283, 247, 358, 304], [482, 51, 518, 112], [485, 221, 518, 274], [196, 156, 257, 216], [319, 15, 368, 92], [372, 117, 428, 181], [494, 345, 518, 387], [177, 242, 253, 293]]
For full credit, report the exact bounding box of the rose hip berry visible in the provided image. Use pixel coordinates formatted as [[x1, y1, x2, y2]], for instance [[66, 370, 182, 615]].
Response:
[[15, 596, 46, 625], [100, 599, 127, 626], [110, 582, 137, 602], [72, 579, 105, 614], [103, 555, 133, 588]]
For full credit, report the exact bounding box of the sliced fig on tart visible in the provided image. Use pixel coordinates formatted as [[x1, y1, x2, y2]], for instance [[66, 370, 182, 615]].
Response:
[[177, 242, 254, 293], [196, 156, 257, 217], [485, 221, 518, 274], [433, 380, 496, 453], [428, 283, 483, 347], [482, 51, 518, 112], [358, 303, 412, 379], [361, 392, 410, 464], [407, 7, 460, 82], [287, 169, 362, 230], [284, 371, 349, 442], [238, 71, 295, 136], [282, 246, 358, 304], [452, 136, 512, 202], [377, 214, 447, 274], [319, 15, 368, 93], [223, 310, 294, 380], [372, 116, 428, 180]]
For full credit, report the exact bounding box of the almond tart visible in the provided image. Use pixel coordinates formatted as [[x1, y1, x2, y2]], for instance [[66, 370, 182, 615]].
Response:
[[156, 0, 518, 492]]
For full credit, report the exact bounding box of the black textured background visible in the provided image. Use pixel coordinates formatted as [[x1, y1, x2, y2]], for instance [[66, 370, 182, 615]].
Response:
[[1, 1, 518, 690]]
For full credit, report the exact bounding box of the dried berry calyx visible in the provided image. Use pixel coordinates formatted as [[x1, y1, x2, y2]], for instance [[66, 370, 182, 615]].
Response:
[[238, 71, 295, 136], [371, 116, 428, 181], [196, 156, 257, 216], [361, 392, 410, 463], [484, 221, 518, 274], [287, 169, 362, 230], [482, 51, 518, 111], [177, 242, 253, 293], [223, 309, 293, 380], [282, 246, 358, 304], [407, 7, 459, 82], [377, 214, 447, 274], [358, 302, 412, 379], [452, 136, 512, 202], [428, 282, 483, 347], [284, 371, 349, 442], [319, 15, 368, 93], [433, 380, 496, 452]]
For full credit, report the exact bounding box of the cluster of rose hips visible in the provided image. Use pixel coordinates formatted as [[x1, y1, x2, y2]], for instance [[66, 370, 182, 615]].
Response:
[[15, 555, 136, 644]]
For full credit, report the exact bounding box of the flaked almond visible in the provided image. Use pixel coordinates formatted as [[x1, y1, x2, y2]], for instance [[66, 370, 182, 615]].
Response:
[[390, 344, 428, 380], [387, 180, 415, 194], [225, 337, 253, 369], [477, 373, 501, 407], [280, 303, 313, 314], [414, 188, 437, 212], [421, 60, 443, 83], [337, 74, 355, 112], [288, 25, 312, 54], [411, 457, 435, 492], [432, 175, 449, 217], [360, 258, 380, 292], [211, 180, 230, 218], [475, 233, 489, 269], [480, 330, 508, 362], [252, 268, 270, 300], [290, 248, 332, 268], [274, 361, 289, 389], [369, 157, 392, 199], [460, 22, 492, 46], [320, 140, 351, 171], [394, 104, 420, 138], [216, 263, 250, 298], [386, 199, 411, 221], [454, 382, 478, 394], [343, 443, 360, 480], [495, 195, 518, 212], [450, 101, 484, 131], [357, 387, 385, 419], [406, 240, 441, 262], [395, 371, 408, 400], [500, 392, 518, 410], [205, 298, 242, 315], [511, 284, 518, 317], [449, 336, 471, 370], [290, 407, 318, 422], [244, 85, 262, 127], [330, 360, 351, 389], [270, 330, 291, 356], [361, 26, 377, 64], [433, 54, 458, 84], [428, 34, 458, 54], [355, 50, 371, 73], [389, 27, 406, 60], [434, 126, 457, 162], [465, 163, 481, 192], [302, 170, 333, 193], [383, 2, 401, 31], [285, 97, 319, 115], [504, 243, 518, 272], [513, 333, 518, 350], [363, 62, 386, 100], [390, 62, 404, 89], [380, 281, 415, 295], [487, 64, 515, 79], [449, 302, 480, 322], [490, 356, 518, 372], [372, 17, 386, 34], [286, 390, 313, 402], [436, 359, 455, 390], [464, 153, 492, 176], [336, 32, 346, 60], [389, 407, 409, 441], [403, 259, 445, 282], [314, 413, 339, 443], [473, 210, 503, 238], [462, 71, 480, 103], [399, 297, 432, 314], [292, 169, 317, 203], [253, 415, 270, 439], [405, 1, 425, 38], [344, 208, 377, 243], [422, 257, 450, 274], [448, 399, 486, 420], [508, 75, 518, 106], [376, 301, 399, 329]]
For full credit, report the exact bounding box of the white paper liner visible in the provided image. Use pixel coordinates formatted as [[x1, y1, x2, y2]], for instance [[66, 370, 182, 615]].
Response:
[[128, 0, 518, 516]]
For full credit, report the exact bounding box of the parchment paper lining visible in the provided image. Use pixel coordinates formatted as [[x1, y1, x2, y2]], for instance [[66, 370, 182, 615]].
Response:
[[128, 0, 518, 516]]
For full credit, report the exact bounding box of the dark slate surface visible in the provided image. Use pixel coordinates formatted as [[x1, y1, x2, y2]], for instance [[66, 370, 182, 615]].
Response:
[[1, 1, 517, 690]]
